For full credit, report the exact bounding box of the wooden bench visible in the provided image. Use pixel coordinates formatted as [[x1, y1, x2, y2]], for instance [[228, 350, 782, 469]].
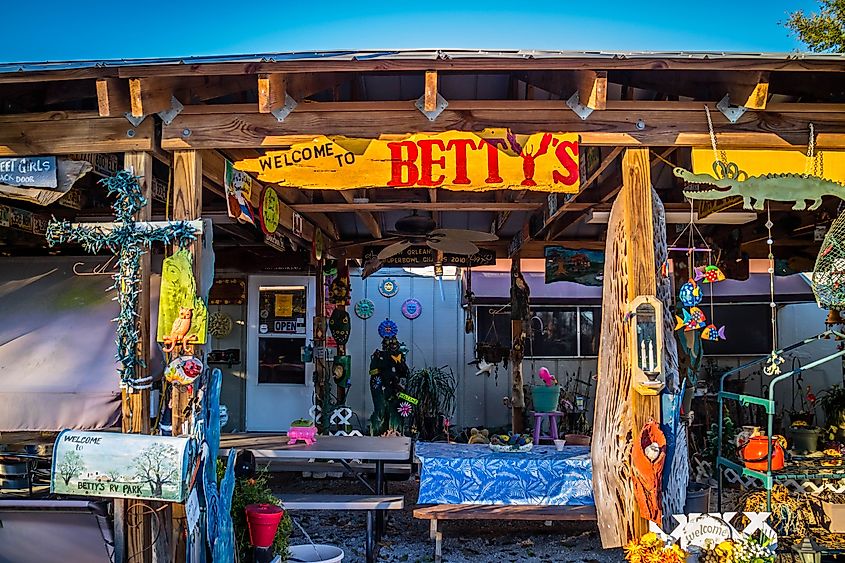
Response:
[[266, 460, 413, 479], [413, 504, 597, 562], [278, 494, 404, 563]]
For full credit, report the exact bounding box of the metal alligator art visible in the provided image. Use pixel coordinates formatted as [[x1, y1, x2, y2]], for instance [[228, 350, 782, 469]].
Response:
[[673, 162, 845, 211]]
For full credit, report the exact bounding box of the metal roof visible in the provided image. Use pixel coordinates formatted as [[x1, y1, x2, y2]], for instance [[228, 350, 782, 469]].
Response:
[[1, 48, 843, 75]]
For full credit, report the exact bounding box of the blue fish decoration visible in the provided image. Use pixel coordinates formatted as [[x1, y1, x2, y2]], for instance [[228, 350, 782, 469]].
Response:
[[678, 279, 702, 308]]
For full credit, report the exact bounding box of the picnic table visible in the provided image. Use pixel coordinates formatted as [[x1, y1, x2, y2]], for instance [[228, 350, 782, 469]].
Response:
[[414, 442, 596, 562], [220, 434, 411, 562]]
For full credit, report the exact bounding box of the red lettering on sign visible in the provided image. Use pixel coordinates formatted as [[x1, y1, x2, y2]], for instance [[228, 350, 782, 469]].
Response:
[[445, 138, 476, 184], [387, 142, 419, 186], [481, 139, 507, 184], [417, 140, 446, 186], [552, 141, 579, 186], [519, 133, 553, 187]]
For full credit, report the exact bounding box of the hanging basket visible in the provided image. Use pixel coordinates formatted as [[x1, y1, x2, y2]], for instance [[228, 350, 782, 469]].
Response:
[[813, 211, 845, 310]]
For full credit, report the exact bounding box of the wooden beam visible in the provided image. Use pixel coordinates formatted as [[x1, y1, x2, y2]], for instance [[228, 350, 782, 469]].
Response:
[[424, 70, 438, 112], [162, 104, 845, 149], [96, 78, 131, 117], [428, 188, 439, 225], [534, 147, 623, 239], [129, 77, 175, 117], [332, 238, 604, 260], [258, 73, 287, 114], [728, 71, 770, 110], [340, 190, 382, 238], [106, 57, 845, 80], [120, 151, 153, 563], [0, 112, 154, 156], [169, 150, 202, 563], [290, 201, 546, 212], [577, 70, 607, 110]]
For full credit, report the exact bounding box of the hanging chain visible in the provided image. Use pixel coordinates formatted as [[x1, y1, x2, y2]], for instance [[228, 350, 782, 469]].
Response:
[[763, 204, 783, 376], [805, 123, 816, 177], [705, 105, 728, 169]]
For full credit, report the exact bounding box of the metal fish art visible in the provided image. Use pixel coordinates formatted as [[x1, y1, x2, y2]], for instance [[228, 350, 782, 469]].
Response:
[[678, 279, 702, 307], [701, 324, 726, 341], [694, 265, 726, 284], [674, 307, 707, 331]]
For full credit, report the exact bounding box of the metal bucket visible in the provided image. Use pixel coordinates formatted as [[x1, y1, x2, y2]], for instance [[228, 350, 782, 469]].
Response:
[[684, 482, 711, 513]]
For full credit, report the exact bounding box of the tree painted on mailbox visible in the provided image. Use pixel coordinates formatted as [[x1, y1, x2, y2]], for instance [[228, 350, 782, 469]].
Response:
[[58, 451, 85, 486], [133, 442, 179, 497]]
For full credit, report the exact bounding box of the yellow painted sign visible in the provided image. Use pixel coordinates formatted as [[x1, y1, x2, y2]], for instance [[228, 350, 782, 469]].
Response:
[[691, 148, 845, 218], [235, 130, 580, 193], [691, 148, 845, 180]]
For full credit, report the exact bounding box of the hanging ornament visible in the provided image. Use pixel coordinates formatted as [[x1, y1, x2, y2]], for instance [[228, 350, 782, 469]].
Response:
[[328, 308, 351, 346], [694, 265, 726, 284], [678, 279, 702, 308], [164, 355, 204, 387], [379, 278, 399, 298], [401, 298, 422, 320], [674, 307, 707, 331], [701, 324, 727, 341], [398, 402, 413, 417], [354, 298, 375, 320], [208, 311, 234, 339], [378, 318, 399, 339]]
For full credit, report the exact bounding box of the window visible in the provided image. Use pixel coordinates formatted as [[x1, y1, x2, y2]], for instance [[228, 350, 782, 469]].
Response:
[[474, 305, 602, 357]]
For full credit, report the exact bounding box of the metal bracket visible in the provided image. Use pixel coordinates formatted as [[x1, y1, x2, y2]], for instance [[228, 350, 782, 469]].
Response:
[[124, 112, 146, 127], [415, 93, 448, 121], [157, 96, 184, 126], [716, 94, 747, 124], [270, 94, 298, 122], [566, 92, 594, 121]]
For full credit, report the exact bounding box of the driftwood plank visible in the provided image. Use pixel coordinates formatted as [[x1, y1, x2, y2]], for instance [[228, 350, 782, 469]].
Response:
[[413, 504, 597, 521]]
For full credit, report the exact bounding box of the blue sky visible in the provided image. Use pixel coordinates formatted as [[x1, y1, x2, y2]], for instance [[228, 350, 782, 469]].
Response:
[[3, 0, 819, 63]]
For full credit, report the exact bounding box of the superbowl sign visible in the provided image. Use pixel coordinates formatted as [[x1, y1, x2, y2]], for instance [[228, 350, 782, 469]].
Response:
[[235, 130, 580, 193]]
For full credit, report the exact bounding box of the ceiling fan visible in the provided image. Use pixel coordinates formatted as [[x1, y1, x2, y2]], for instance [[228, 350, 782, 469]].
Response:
[[377, 211, 498, 260]]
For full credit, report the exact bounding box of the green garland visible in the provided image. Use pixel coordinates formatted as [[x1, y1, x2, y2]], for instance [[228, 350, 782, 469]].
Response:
[[46, 170, 197, 389]]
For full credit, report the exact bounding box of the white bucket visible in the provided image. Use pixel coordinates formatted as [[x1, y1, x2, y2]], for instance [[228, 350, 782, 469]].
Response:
[[286, 544, 344, 563]]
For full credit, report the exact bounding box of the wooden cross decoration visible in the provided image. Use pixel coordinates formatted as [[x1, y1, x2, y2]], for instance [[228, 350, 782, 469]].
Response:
[[46, 170, 202, 389]]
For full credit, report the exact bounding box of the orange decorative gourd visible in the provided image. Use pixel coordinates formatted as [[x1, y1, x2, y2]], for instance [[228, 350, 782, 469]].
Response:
[[740, 435, 785, 471]]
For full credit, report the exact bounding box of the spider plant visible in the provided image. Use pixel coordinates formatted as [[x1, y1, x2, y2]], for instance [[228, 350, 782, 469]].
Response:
[[406, 365, 457, 441]]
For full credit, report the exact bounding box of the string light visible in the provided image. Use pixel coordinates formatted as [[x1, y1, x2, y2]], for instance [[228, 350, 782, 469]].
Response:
[[46, 170, 198, 389]]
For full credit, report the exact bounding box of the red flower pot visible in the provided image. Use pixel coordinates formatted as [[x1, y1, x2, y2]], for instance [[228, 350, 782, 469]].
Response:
[[245, 503, 284, 548], [740, 435, 785, 471]]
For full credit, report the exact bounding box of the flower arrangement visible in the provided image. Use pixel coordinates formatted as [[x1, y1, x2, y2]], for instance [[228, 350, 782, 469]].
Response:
[[623, 533, 686, 563], [698, 536, 776, 563]]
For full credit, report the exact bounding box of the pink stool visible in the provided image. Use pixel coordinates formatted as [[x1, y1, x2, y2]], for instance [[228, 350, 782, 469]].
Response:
[[532, 411, 563, 444]]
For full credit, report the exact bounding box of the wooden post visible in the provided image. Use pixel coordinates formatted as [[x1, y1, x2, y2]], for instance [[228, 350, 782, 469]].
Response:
[[510, 256, 526, 434], [592, 147, 660, 547], [169, 150, 202, 563], [117, 152, 153, 563], [314, 260, 328, 431]]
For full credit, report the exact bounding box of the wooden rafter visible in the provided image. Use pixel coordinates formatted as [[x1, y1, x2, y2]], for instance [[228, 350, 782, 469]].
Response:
[[96, 78, 131, 117], [424, 70, 438, 112], [429, 188, 439, 225], [162, 102, 845, 149], [340, 190, 382, 238], [289, 201, 549, 212], [258, 73, 287, 114], [577, 70, 607, 110], [128, 77, 176, 117]]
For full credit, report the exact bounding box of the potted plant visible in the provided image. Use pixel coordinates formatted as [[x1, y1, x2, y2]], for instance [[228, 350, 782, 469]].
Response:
[[219, 461, 292, 562], [405, 365, 456, 441], [818, 385, 845, 440]]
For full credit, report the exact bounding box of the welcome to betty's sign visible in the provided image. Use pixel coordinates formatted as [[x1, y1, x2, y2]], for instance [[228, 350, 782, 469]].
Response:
[[235, 129, 580, 193]]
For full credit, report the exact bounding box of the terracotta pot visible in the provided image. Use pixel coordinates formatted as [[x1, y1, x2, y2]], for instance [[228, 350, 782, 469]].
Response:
[[739, 435, 785, 471], [245, 503, 284, 548], [564, 433, 591, 446]]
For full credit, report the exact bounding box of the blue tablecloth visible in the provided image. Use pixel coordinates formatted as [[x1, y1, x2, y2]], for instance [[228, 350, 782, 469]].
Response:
[[415, 442, 594, 506]]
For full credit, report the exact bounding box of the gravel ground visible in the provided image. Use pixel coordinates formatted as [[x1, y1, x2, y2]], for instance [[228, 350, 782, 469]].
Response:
[[271, 475, 625, 563]]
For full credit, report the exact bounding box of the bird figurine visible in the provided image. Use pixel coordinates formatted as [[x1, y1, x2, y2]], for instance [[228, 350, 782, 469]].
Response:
[[644, 441, 661, 462], [538, 367, 557, 387], [475, 359, 496, 377]]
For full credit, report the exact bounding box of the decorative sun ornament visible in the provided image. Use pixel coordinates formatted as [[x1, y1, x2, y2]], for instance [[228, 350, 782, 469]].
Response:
[[378, 318, 399, 338], [208, 311, 234, 339], [401, 298, 422, 319], [379, 278, 399, 298], [354, 298, 375, 320]]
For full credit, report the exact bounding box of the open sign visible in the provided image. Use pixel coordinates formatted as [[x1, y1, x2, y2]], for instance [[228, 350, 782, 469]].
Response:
[[273, 319, 305, 334]]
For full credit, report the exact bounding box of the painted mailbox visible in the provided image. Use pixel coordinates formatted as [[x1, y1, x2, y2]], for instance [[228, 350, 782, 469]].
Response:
[[51, 430, 191, 502]]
